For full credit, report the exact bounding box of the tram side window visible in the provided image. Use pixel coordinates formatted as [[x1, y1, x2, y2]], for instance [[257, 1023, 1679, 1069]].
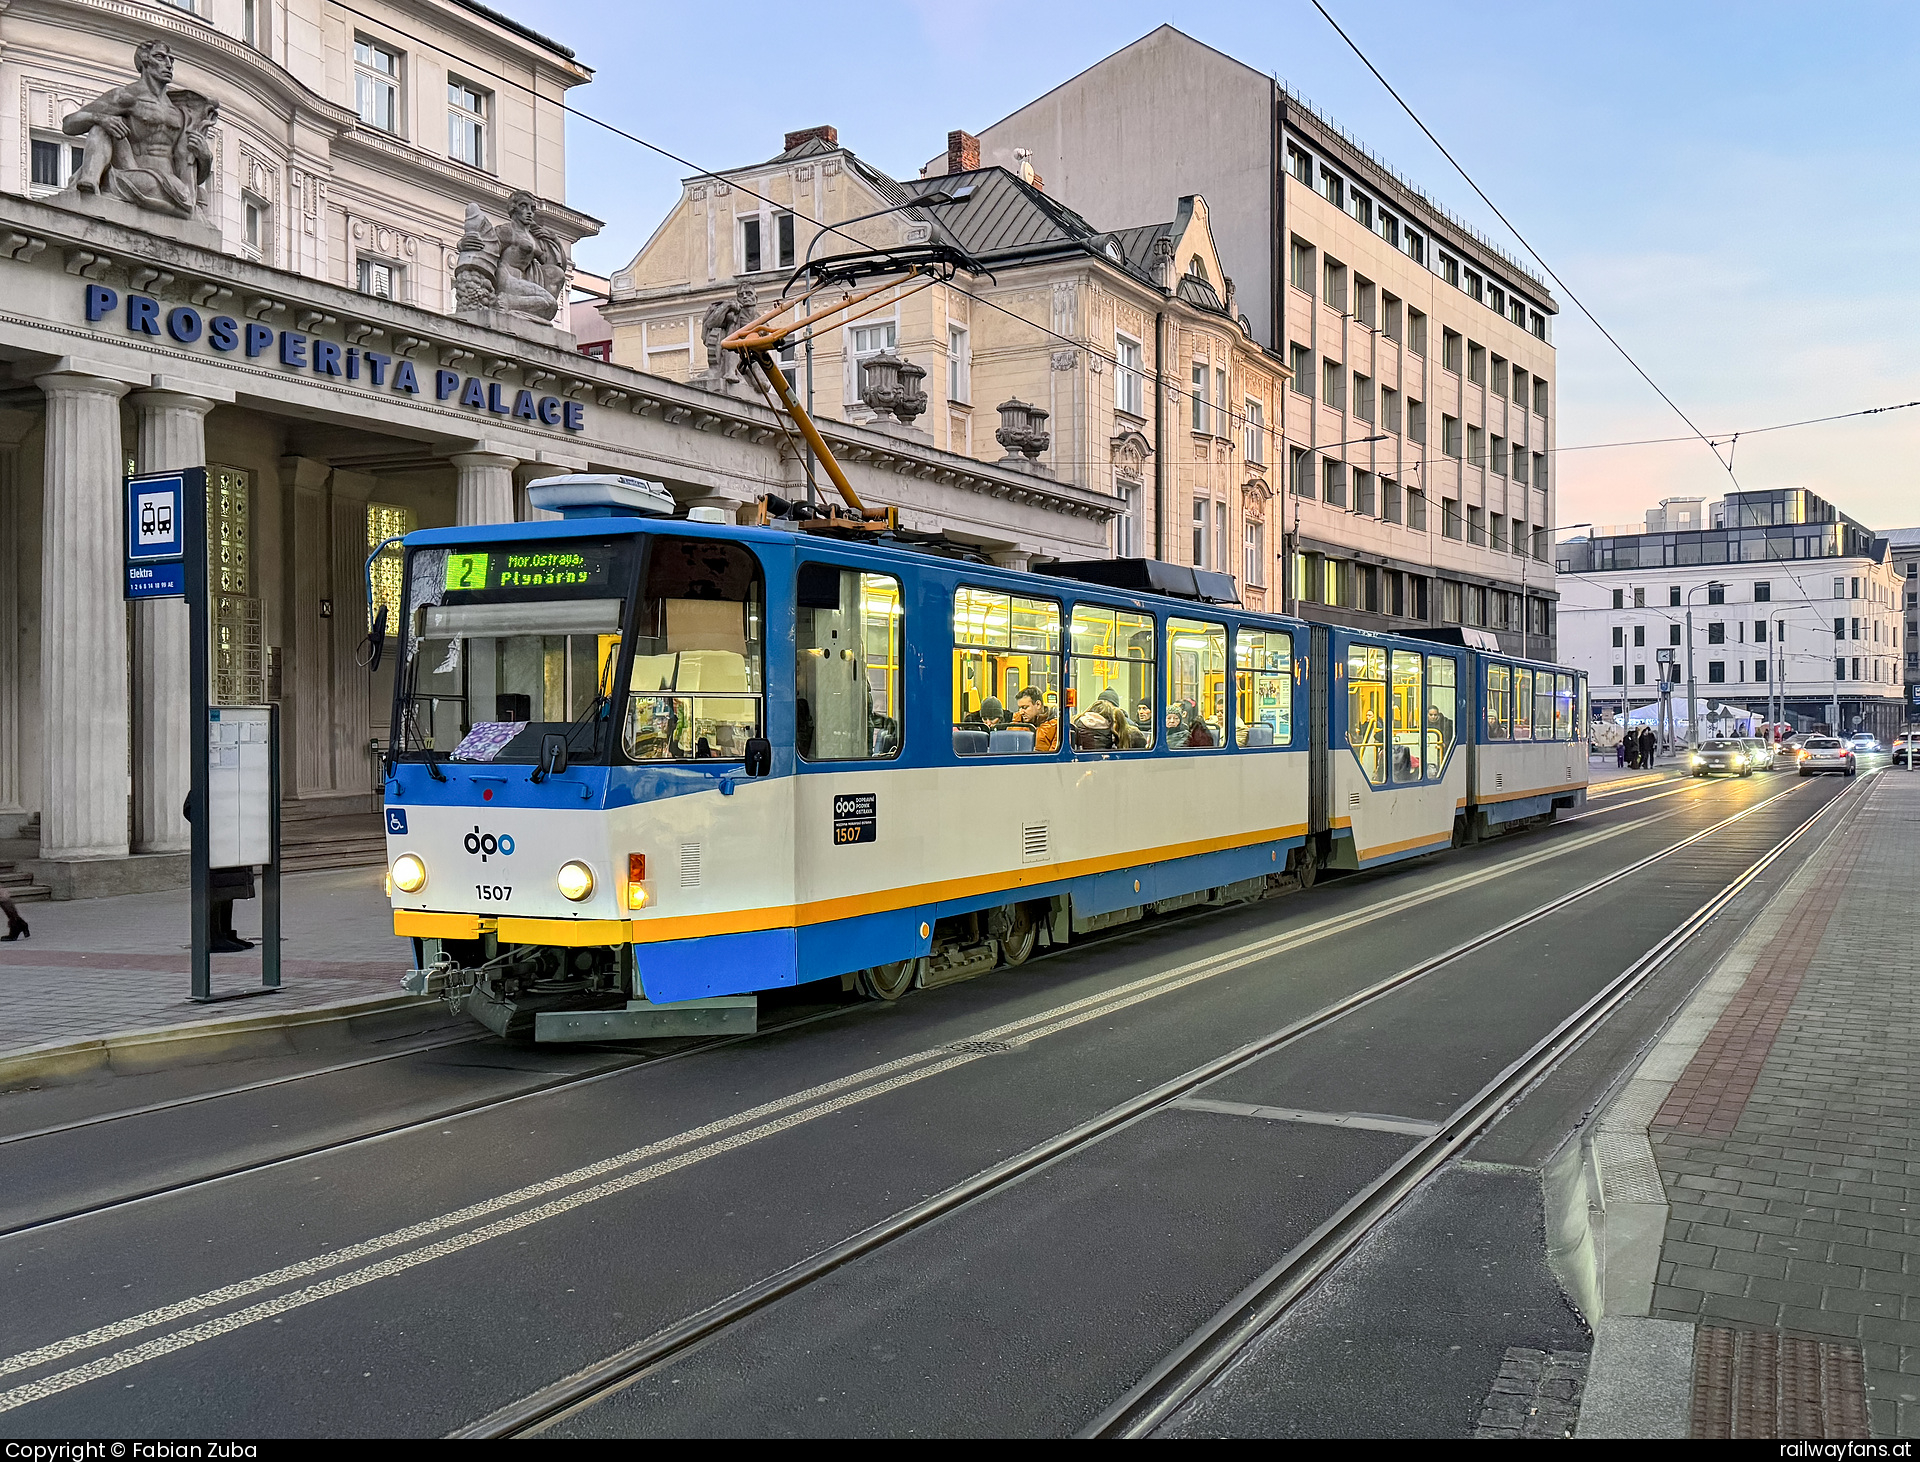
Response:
[[1068, 605, 1156, 750], [1391, 649, 1423, 783], [1512, 668, 1533, 742], [1347, 644, 1388, 786], [1578, 676, 1589, 742], [622, 538, 765, 762], [795, 563, 903, 761], [1427, 656, 1457, 774], [952, 587, 1062, 755], [1486, 663, 1511, 741], [1234, 630, 1292, 746], [1166, 618, 1227, 749], [1554, 674, 1574, 740], [1532, 669, 1554, 740]]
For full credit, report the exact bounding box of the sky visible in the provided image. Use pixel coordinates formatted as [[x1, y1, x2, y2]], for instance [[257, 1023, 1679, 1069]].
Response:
[[506, 0, 1920, 538]]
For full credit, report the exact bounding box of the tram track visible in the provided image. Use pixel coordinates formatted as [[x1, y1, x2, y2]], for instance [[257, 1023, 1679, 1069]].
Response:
[[447, 772, 1851, 1439], [0, 768, 1707, 1231], [0, 774, 1819, 1423]]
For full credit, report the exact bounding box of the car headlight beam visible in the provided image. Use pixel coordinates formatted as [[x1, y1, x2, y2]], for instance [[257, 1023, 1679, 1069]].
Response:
[[557, 860, 596, 902], [391, 853, 428, 894]]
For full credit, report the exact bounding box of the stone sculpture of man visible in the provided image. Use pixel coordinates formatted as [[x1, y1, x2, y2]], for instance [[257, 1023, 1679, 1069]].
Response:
[[63, 40, 218, 219], [701, 281, 759, 386], [453, 190, 570, 322]]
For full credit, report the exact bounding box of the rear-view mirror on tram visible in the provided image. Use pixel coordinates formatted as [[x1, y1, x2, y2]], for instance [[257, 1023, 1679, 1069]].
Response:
[[744, 736, 772, 777]]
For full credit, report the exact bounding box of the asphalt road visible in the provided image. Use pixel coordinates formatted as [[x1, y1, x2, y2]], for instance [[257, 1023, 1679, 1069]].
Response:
[[0, 765, 1872, 1437]]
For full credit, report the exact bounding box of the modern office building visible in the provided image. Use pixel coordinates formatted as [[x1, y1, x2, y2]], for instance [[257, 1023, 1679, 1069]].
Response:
[[943, 25, 1561, 656], [1555, 490, 1905, 741], [1889, 526, 1920, 727]]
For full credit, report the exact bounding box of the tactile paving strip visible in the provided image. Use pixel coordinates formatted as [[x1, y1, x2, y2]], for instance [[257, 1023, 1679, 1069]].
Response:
[[1690, 1326, 1869, 1438]]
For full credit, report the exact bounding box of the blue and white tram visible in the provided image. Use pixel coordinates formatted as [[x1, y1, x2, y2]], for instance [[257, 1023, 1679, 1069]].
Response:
[[380, 480, 1585, 1040]]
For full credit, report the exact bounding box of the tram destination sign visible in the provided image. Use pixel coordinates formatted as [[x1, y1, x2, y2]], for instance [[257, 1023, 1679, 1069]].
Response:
[[443, 547, 612, 594]]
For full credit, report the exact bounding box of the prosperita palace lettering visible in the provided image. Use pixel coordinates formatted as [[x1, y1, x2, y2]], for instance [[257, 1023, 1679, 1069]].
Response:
[[84, 285, 586, 433]]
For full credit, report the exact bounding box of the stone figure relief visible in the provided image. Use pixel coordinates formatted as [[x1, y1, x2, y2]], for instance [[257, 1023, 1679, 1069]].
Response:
[[62, 41, 217, 219], [453, 190, 570, 323], [699, 282, 758, 387]]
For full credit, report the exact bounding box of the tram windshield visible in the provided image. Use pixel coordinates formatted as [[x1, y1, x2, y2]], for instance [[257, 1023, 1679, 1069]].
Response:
[[395, 537, 641, 765]]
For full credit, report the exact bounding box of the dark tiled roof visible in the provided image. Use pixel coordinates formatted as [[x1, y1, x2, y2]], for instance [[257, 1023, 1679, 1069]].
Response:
[[453, 0, 576, 60], [922, 167, 1158, 286], [1175, 273, 1226, 315]]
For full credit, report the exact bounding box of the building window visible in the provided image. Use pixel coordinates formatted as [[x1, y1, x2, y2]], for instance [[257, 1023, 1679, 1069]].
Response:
[[1382, 294, 1402, 342], [28, 133, 85, 194], [1407, 398, 1425, 445], [1707, 661, 1725, 684], [1290, 237, 1314, 292], [1707, 583, 1725, 605], [1466, 424, 1483, 468], [1316, 165, 1344, 210], [357, 257, 401, 300], [1512, 368, 1528, 406], [1512, 447, 1529, 485], [1533, 454, 1548, 491], [1464, 268, 1484, 303], [1408, 488, 1427, 532], [1612, 625, 1624, 647], [1354, 374, 1374, 423], [1442, 329, 1462, 373], [1833, 577, 1846, 599], [1708, 622, 1725, 645], [1215, 501, 1227, 574], [1381, 387, 1400, 435], [1633, 625, 1645, 648], [1836, 658, 1847, 680], [1467, 342, 1486, 385], [1530, 311, 1547, 340], [1754, 619, 1768, 642], [1355, 278, 1376, 328], [1440, 254, 1460, 288], [947, 324, 969, 403], [354, 36, 402, 134], [776, 213, 795, 269], [1634, 665, 1646, 685], [1290, 343, 1313, 398], [243, 0, 265, 48], [1115, 334, 1143, 416], [1407, 309, 1427, 356], [1354, 470, 1375, 516], [1322, 258, 1347, 313], [241, 195, 269, 260], [578, 340, 612, 362], [1612, 666, 1624, 685], [1323, 459, 1348, 508], [1467, 505, 1486, 547], [1533, 379, 1549, 416], [1491, 513, 1506, 552], [1404, 230, 1425, 266], [1442, 414, 1461, 460], [1490, 286, 1506, 319], [1611, 588, 1624, 610], [366, 502, 416, 633], [1215, 367, 1230, 438], [1635, 588, 1646, 607], [1191, 363, 1209, 433], [1491, 356, 1508, 395], [1244, 519, 1265, 587], [1244, 398, 1265, 464], [1287, 145, 1313, 185], [1490, 436, 1507, 476], [740, 216, 761, 273], [850, 321, 897, 396], [448, 79, 488, 168], [1670, 624, 1682, 646], [1323, 359, 1345, 410], [1192, 498, 1208, 567], [1382, 479, 1402, 524], [1441, 497, 1461, 540], [1833, 617, 1846, 641]]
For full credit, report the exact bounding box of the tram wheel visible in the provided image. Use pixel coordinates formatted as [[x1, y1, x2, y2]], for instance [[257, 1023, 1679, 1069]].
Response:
[[1292, 840, 1319, 890], [995, 905, 1038, 967], [858, 959, 919, 1001]]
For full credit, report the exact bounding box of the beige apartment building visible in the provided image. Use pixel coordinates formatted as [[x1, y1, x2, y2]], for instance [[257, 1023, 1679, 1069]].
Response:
[[606, 127, 1290, 605], [957, 25, 1562, 656]]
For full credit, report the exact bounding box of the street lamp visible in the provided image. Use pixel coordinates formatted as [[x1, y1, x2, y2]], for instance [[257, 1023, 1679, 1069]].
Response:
[[1684, 580, 1723, 748], [1278, 433, 1390, 617]]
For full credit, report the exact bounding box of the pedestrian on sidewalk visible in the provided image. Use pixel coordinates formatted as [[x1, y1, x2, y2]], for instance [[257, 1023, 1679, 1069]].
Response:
[[0, 889, 25, 941], [1615, 735, 1626, 769]]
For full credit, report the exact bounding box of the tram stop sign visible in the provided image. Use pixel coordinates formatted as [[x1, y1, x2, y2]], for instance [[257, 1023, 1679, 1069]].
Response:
[[124, 469, 191, 599]]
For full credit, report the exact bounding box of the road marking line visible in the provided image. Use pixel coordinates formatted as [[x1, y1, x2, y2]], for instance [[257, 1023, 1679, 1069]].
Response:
[[1171, 1097, 1442, 1137], [0, 802, 1687, 1402]]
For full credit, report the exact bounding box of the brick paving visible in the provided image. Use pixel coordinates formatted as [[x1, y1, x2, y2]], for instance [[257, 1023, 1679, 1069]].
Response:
[[0, 866, 414, 1059], [1690, 1326, 1869, 1438], [1644, 773, 1920, 1436], [1473, 1346, 1589, 1438]]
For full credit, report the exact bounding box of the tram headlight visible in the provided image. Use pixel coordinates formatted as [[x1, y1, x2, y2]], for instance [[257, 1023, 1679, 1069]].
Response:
[[391, 853, 428, 894], [557, 860, 596, 902]]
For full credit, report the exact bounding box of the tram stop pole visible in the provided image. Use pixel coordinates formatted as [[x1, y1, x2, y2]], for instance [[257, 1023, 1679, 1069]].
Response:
[[185, 465, 212, 1000]]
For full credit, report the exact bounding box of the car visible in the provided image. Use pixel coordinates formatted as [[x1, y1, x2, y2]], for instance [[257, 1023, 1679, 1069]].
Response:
[[1689, 739, 1753, 778], [1847, 733, 1882, 754], [1737, 737, 1776, 770], [1893, 736, 1917, 769], [1798, 736, 1857, 777]]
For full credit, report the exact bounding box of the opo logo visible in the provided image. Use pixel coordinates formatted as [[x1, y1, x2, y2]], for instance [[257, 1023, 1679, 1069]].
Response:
[[464, 825, 516, 863]]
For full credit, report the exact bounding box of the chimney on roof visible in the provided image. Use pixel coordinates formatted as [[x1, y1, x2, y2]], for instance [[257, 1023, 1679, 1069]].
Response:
[[947, 130, 980, 175], [784, 124, 838, 152]]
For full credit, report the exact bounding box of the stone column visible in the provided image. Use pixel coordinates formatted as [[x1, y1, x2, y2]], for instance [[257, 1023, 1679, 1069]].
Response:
[[280, 456, 334, 796], [36, 372, 131, 861], [989, 548, 1035, 574], [328, 470, 376, 796], [129, 389, 216, 853], [451, 451, 517, 526]]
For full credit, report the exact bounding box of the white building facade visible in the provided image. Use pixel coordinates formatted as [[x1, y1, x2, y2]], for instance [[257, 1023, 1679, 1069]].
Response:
[[1556, 490, 1905, 741]]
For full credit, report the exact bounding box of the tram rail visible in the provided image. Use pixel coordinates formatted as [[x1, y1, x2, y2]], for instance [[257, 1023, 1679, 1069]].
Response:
[[452, 772, 1854, 1439], [0, 766, 1725, 1236]]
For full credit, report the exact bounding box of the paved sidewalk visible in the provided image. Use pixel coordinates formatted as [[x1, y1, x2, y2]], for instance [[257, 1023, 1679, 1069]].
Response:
[[0, 866, 413, 1060], [1615, 772, 1920, 1435]]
